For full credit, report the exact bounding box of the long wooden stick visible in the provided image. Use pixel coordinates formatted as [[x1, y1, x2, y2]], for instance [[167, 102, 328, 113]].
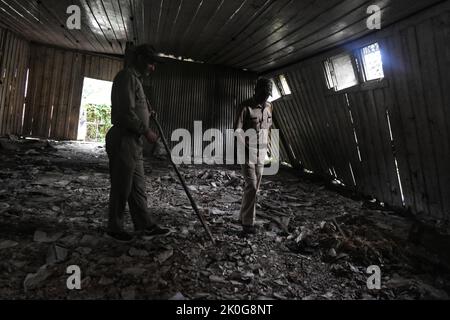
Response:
[[150, 112, 216, 245]]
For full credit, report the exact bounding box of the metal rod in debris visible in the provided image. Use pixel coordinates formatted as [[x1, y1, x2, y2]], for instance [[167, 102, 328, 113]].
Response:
[[149, 106, 215, 245]]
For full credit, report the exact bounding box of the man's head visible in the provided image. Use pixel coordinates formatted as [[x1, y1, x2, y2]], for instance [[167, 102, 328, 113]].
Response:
[[254, 78, 273, 104], [133, 44, 160, 77]]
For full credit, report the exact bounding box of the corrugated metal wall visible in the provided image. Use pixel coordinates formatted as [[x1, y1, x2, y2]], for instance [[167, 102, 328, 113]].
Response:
[[2, 3, 447, 224], [266, 3, 450, 223], [0, 27, 30, 136], [0, 28, 269, 159], [20, 43, 258, 147], [145, 60, 257, 159], [23, 44, 123, 140]]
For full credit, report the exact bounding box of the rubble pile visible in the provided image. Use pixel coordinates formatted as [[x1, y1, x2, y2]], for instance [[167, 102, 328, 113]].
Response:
[[0, 136, 449, 300]]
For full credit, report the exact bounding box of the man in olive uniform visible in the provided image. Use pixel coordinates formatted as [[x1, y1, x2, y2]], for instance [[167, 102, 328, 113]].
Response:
[[106, 44, 170, 242], [234, 78, 273, 235]]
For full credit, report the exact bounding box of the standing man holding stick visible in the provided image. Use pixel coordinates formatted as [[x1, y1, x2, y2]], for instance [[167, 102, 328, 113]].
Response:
[[105, 44, 170, 242]]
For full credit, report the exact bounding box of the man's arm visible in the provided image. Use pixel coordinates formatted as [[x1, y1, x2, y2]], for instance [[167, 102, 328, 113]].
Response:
[[234, 104, 246, 131], [234, 104, 248, 149], [115, 72, 149, 136]]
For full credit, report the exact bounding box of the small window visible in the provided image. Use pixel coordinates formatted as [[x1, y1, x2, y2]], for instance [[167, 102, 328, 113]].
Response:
[[323, 53, 358, 91], [279, 75, 292, 95], [360, 43, 384, 81], [323, 60, 335, 90], [268, 79, 281, 102]]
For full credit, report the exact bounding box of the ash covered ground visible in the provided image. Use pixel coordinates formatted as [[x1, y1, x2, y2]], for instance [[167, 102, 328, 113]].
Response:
[[0, 137, 449, 300]]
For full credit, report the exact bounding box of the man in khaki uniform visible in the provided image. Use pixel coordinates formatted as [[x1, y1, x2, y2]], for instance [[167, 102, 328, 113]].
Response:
[[234, 78, 273, 235], [106, 44, 170, 242]]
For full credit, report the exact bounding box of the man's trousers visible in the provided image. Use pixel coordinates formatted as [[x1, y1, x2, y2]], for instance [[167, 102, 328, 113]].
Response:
[[106, 126, 155, 232], [240, 163, 264, 227]]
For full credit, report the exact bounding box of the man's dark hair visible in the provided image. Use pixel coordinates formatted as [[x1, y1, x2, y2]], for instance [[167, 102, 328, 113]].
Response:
[[255, 78, 273, 95], [134, 44, 159, 64]]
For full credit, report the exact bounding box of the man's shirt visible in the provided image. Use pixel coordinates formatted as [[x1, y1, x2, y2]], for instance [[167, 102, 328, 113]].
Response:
[[234, 98, 273, 164], [111, 67, 150, 136]]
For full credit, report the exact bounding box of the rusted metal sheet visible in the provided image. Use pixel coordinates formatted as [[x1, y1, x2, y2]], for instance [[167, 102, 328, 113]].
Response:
[[0, 27, 30, 136], [20, 42, 257, 152], [265, 3, 450, 222], [0, 0, 444, 72], [146, 59, 257, 159], [22, 43, 122, 140]]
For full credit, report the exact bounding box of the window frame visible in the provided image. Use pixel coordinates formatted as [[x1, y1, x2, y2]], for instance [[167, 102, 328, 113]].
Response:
[[278, 74, 292, 96], [269, 74, 293, 102], [323, 52, 360, 92], [268, 78, 282, 102], [323, 41, 386, 93], [356, 42, 385, 83]]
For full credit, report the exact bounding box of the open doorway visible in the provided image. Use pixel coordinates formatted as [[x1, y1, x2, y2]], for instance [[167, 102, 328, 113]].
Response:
[[78, 77, 113, 142]]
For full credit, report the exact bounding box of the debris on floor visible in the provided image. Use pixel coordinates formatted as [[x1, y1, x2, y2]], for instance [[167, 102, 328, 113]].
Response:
[[0, 137, 449, 300]]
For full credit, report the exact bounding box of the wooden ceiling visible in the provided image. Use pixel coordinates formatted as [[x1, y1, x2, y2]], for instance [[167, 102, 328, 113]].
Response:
[[0, 0, 444, 72]]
